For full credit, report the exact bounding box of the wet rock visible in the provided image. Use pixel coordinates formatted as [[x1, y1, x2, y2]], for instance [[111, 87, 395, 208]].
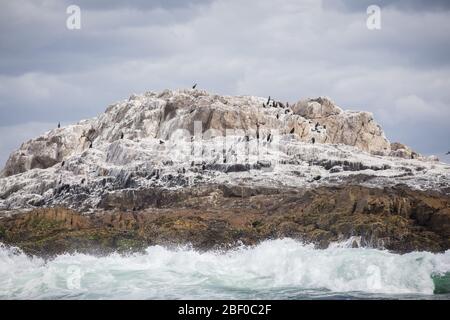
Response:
[[1, 185, 449, 256]]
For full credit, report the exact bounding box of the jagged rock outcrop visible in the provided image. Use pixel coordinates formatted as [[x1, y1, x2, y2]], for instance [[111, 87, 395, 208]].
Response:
[[293, 97, 390, 154], [1, 89, 449, 256], [1, 125, 88, 177], [390, 142, 421, 160], [2, 90, 394, 178], [1, 90, 447, 211]]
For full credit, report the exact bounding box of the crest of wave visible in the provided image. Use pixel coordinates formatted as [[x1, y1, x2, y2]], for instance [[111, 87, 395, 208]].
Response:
[[1, 239, 449, 299]]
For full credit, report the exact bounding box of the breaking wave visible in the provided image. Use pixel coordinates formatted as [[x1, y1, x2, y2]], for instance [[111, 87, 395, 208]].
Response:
[[1, 238, 449, 299]]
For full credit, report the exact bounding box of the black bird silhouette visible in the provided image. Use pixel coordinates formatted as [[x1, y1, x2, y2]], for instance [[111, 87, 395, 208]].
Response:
[[256, 122, 260, 139], [285, 109, 290, 114], [311, 137, 316, 144], [57, 122, 60, 129], [89, 142, 93, 148], [276, 114, 279, 119], [290, 128, 295, 134], [267, 96, 271, 104], [120, 132, 124, 139], [61, 161, 65, 167], [192, 83, 197, 89], [159, 140, 165, 144], [81, 178, 85, 184], [267, 133, 272, 142], [286, 102, 289, 109]]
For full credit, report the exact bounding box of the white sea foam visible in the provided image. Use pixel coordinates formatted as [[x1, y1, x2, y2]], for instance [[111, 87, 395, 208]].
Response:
[[0, 239, 449, 299]]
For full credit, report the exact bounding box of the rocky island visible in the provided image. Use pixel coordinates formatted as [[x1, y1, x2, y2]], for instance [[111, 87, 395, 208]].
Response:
[[1, 89, 449, 257]]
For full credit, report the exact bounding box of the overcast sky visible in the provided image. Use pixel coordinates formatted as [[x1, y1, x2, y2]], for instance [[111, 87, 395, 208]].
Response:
[[1, 0, 450, 166]]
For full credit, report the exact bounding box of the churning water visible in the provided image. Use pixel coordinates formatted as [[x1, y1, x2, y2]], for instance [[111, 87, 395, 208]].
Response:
[[1, 238, 449, 300]]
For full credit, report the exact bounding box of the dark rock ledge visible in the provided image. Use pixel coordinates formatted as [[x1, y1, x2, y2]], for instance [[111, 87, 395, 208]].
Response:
[[1, 184, 449, 258]]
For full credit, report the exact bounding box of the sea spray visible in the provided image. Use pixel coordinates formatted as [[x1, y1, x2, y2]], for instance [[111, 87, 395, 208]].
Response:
[[0, 239, 449, 299]]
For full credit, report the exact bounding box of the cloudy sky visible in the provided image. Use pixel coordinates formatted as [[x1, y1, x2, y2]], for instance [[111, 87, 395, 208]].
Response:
[[1, 0, 450, 166]]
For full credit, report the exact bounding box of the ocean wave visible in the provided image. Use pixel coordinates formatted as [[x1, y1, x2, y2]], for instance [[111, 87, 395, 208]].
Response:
[[1, 238, 449, 299]]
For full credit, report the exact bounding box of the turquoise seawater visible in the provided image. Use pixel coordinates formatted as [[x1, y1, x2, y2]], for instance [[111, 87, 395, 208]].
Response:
[[1, 238, 449, 300]]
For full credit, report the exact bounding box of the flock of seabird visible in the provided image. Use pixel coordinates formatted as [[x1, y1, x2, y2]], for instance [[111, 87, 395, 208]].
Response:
[[262, 96, 291, 113]]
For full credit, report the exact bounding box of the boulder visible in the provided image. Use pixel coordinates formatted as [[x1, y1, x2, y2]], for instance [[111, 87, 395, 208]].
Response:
[[390, 142, 420, 159]]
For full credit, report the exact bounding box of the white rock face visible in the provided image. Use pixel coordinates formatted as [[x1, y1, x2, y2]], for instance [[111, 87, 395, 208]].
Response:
[[293, 97, 390, 154], [2, 90, 393, 177], [0, 89, 448, 211]]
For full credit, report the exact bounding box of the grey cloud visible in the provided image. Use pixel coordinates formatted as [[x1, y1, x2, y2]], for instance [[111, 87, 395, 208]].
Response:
[[323, 0, 450, 12], [72, 0, 214, 11], [0, 0, 449, 163], [0, 0, 209, 76]]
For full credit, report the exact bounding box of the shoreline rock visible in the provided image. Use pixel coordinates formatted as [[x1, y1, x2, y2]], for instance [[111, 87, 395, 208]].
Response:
[[1, 89, 449, 257], [1, 184, 449, 257]]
